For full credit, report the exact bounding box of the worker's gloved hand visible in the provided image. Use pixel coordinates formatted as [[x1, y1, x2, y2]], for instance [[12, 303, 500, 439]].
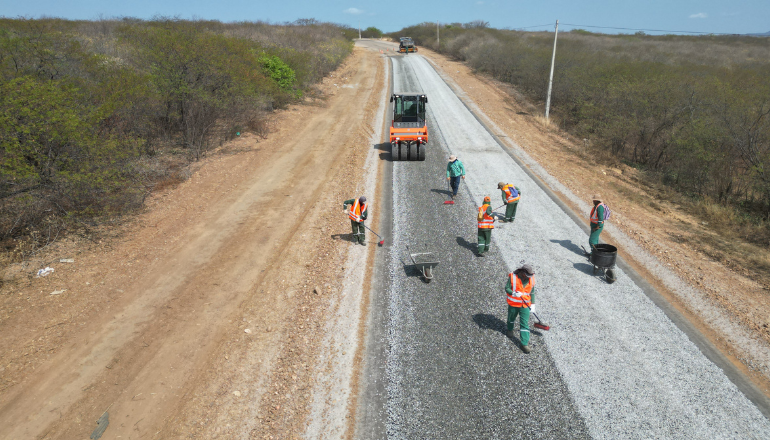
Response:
[[530, 304, 537, 314]]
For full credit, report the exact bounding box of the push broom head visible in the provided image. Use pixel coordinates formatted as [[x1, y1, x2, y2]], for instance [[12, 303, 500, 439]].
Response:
[[533, 322, 550, 331], [378, 240, 385, 246], [444, 200, 455, 205]]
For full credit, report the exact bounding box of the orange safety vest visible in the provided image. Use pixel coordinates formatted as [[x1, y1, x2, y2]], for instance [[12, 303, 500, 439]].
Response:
[[478, 203, 494, 229], [503, 184, 520, 203], [507, 273, 535, 307], [348, 199, 368, 223], [590, 203, 608, 224]]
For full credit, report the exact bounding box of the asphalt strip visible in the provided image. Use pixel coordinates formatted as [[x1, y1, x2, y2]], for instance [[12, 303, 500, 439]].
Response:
[[374, 51, 770, 439]]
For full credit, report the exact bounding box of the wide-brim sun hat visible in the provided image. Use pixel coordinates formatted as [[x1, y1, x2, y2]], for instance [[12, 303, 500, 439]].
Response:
[[498, 182, 506, 189], [515, 264, 535, 276], [592, 194, 602, 201], [449, 155, 457, 162]]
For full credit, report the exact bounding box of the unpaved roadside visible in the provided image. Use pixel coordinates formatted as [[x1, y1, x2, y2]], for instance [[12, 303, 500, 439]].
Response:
[[415, 46, 770, 394], [0, 46, 386, 439]]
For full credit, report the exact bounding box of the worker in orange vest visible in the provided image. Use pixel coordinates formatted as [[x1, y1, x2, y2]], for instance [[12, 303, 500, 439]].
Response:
[[343, 196, 368, 245], [505, 264, 537, 353], [497, 182, 521, 223], [477, 196, 494, 256]]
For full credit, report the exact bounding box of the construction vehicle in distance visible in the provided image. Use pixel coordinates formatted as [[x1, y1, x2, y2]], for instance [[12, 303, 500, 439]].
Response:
[[390, 93, 428, 161], [399, 37, 417, 53]]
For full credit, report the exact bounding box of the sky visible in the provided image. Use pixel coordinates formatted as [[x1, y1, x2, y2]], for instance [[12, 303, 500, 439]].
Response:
[[1, 0, 768, 35]]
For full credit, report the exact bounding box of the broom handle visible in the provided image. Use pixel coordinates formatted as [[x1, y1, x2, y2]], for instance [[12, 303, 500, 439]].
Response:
[[522, 298, 544, 324], [363, 223, 382, 240]]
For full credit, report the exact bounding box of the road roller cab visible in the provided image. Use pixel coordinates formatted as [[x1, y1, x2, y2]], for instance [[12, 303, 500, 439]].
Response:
[[390, 93, 428, 161]]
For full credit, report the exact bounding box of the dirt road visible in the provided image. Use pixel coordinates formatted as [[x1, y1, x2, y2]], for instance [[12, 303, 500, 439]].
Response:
[[0, 46, 386, 439]]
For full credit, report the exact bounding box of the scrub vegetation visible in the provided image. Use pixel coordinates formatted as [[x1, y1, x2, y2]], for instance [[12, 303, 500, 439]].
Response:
[[0, 17, 354, 259], [391, 23, 770, 245]]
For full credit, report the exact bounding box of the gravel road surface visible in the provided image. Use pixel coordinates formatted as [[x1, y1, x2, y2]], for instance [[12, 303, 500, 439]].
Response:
[[371, 48, 770, 439]]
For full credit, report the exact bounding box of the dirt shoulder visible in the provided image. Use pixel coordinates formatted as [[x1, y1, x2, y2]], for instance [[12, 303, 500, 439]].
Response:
[[417, 47, 770, 394], [0, 46, 385, 439]]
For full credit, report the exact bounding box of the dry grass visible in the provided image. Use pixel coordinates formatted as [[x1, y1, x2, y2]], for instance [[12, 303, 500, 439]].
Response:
[[534, 114, 556, 130]]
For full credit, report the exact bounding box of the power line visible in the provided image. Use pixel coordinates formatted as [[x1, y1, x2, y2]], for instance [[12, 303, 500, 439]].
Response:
[[512, 23, 554, 30], [560, 23, 742, 36]]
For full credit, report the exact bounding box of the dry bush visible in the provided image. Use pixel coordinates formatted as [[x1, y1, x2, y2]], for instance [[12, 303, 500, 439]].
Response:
[[247, 111, 272, 140]]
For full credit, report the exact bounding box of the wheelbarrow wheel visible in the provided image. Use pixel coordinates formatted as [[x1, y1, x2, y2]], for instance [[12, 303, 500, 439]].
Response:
[[424, 266, 433, 282], [606, 268, 616, 284]]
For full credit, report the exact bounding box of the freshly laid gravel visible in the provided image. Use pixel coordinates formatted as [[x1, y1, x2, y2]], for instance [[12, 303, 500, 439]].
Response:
[[386, 56, 590, 439], [382, 54, 770, 439]]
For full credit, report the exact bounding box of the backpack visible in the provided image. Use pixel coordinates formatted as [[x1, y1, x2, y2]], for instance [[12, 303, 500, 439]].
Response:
[[509, 186, 519, 198], [601, 203, 611, 220]]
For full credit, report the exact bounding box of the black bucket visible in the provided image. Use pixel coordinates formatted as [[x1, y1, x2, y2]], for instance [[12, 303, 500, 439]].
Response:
[[590, 244, 617, 268]]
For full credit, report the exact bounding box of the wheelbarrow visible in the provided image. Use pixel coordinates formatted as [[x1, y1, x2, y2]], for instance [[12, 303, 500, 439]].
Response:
[[583, 244, 618, 284], [410, 251, 440, 282]]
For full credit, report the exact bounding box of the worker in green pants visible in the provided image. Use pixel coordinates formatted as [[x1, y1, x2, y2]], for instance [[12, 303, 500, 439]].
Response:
[[498, 182, 521, 222], [589, 194, 608, 253], [343, 196, 368, 245], [505, 264, 537, 353], [477, 196, 494, 256]]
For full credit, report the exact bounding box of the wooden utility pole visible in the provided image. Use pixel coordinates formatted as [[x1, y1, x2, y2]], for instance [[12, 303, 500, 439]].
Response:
[[359, 22, 361, 39], [545, 19, 559, 119], [437, 21, 439, 48]]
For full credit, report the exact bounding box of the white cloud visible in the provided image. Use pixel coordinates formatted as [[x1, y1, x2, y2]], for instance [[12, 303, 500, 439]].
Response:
[[689, 12, 708, 19], [344, 8, 364, 15]]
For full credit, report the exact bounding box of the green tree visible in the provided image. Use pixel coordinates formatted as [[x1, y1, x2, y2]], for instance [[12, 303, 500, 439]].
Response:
[[362, 26, 383, 38], [259, 54, 300, 97]]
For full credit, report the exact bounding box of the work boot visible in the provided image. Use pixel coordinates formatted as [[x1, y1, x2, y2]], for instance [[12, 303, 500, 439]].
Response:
[[506, 330, 514, 339], [360, 241, 367, 246], [521, 344, 532, 354]]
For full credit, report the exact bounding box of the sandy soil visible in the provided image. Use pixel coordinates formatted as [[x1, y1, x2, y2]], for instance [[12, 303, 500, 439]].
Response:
[[417, 47, 770, 393], [0, 47, 385, 439]]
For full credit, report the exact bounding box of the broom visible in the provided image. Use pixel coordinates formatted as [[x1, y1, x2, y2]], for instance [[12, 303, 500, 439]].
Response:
[[444, 180, 455, 205], [363, 224, 385, 246], [524, 300, 550, 331]]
